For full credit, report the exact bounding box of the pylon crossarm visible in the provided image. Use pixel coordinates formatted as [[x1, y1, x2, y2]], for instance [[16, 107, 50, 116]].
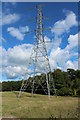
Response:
[[19, 5, 56, 98]]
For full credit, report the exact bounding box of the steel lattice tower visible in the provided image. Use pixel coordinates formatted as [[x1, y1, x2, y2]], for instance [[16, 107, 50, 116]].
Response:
[[19, 5, 56, 98]]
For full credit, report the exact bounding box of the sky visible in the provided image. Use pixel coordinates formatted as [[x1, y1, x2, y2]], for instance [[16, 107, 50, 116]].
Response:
[[1, 2, 79, 81]]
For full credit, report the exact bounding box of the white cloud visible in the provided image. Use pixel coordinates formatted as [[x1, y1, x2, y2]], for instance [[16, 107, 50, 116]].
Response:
[[1, 10, 78, 79], [79, 32, 80, 51], [1, 44, 33, 79], [64, 60, 78, 70], [0, 46, 7, 80], [50, 11, 78, 51], [51, 11, 77, 36], [65, 33, 78, 50], [1, 47, 7, 67], [48, 11, 78, 71], [49, 58, 57, 71], [2, 32, 78, 79], [44, 36, 51, 42], [49, 32, 78, 71], [66, 61, 74, 69], [0, 47, 2, 68], [4, 66, 21, 79], [19, 26, 29, 33], [1, 42, 53, 79], [7, 44, 32, 65], [4, 65, 32, 79], [2, 13, 20, 25], [3, 65, 31, 79], [7, 27, 24, 40], [7, 26, 29, 40], [49, 47, 70, 70], [52, 37, 62, 49], [44, 36, 52, 52], [49, 47, 78, 71]]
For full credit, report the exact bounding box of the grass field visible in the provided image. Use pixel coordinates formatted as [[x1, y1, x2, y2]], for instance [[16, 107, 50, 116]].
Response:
[[2, 92, 78, 119]]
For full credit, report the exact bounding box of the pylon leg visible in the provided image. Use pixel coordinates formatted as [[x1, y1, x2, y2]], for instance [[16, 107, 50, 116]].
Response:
[[32, 79, 34, 97], [18, 90, 22, 98], [19, 5, 56, 98], [46, 73, 50, 98]]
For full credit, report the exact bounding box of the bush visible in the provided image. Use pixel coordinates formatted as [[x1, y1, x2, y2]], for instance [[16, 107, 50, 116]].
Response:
[[57, 87, 73, 96], [77, 87, 80, 96]]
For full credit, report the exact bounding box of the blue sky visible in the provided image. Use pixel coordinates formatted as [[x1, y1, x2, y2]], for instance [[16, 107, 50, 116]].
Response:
[[1, 2, 78, 81]]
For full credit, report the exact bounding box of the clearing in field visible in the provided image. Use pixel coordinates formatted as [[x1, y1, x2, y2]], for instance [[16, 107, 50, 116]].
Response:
[[2, 92, 78, 119]]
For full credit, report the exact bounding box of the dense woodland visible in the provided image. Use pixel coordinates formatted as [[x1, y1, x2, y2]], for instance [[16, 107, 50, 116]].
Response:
[[2, 69, 80, 96]]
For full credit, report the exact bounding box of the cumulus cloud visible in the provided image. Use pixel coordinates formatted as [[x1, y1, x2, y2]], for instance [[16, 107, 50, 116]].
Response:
[[44, 36, 52, 52], [1, 44, 33, 79], [4, 66, 21, 79], [0, 46, 7, 80], [7, 44, 32, 65], [49, 33, 78, 71], [1, 35, 52, 79], [49, 58, 57, 71], [79, 32, 80, 52], [51, 11, 77, 36], [1, 32, 78, 79], [39, 12, 77, 51], [49, 47, 78, 71], [7, 27, 24, 40], [52, 37, 62, 49], [65, 33, 78, 50], [48, 11, 78, 71], [1, 47, 8, 67], [1, 10, 78, 79], [0, 47, 2, 68], [65, 60, 78, 70], [49, 47, 70, 70], [50, 11, 78, 51], [7, 26, 29, 40], [19, 26, 29, 33], [2, 13, 20, 25]]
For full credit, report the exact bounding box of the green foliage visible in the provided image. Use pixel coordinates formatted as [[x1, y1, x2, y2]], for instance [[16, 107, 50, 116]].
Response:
[[2, 81, 22, 91], [2, 68, 80, 96], [77, 87, 80, 96], [57, 87, 73, 96]]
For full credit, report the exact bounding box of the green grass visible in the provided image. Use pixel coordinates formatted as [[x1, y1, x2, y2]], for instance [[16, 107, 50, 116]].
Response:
[[0, 92, 2, 118], [2, 92, 78, 118]]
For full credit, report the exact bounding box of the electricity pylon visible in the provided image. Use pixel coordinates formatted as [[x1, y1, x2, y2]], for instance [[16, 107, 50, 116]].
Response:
[[18, 5, 56, 98]]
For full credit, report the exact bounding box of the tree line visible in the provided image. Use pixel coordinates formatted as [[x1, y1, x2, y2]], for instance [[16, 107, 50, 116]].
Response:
[[2, 68, 80, 96]]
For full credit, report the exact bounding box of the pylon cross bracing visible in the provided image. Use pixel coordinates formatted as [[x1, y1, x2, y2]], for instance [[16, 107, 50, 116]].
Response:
[[19, 5, 56, 98]]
